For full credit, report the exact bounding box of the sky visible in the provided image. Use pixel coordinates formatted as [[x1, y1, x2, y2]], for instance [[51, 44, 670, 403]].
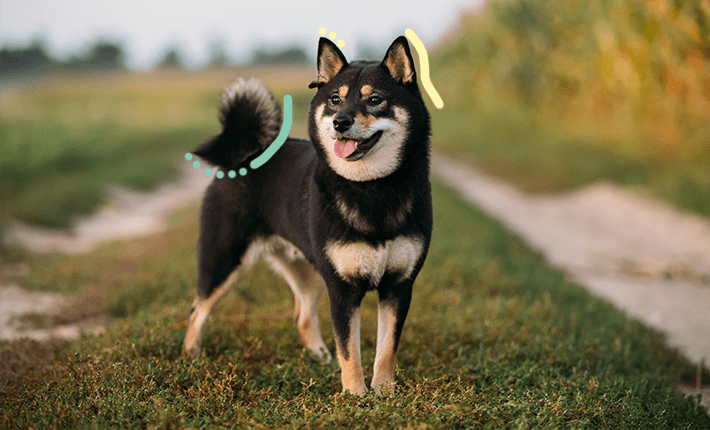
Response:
[[1, 0, 484, 69]]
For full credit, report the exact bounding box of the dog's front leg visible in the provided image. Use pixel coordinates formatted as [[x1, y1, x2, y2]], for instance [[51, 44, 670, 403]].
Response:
[[372, 278, 413, 395], [328, 282, 367, 395]]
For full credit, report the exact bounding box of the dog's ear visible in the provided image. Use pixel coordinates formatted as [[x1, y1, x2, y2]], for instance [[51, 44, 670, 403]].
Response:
[[381, 36, 416, 85], [311, 37, 347, 89]]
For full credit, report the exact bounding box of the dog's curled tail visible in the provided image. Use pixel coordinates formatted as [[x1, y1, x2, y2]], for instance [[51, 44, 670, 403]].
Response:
[[193, 78, 282, 169]]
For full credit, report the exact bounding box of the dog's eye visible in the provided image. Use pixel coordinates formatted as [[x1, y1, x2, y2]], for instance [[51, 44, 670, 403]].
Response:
[[330, 95, 342, 105], [367, 96, 382, 106]]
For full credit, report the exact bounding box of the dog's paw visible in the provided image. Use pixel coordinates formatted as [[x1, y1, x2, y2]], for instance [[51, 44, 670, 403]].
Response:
[[305, 343, 332, 363], [371, 380, 396, 397], [183, 336, 202, 358], [316, 346, 333, 363], [342, 384, 368, 397]]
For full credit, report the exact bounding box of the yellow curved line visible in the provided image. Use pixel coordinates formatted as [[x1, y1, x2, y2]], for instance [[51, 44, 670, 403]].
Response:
[[405, 28, 444, 109]]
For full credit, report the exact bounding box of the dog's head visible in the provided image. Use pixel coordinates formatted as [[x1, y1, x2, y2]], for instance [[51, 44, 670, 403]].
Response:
[[308, 36, 430, 182]]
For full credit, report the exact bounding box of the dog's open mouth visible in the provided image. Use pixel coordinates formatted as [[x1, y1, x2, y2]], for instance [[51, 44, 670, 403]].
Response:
[[333, 131, 384, 162]]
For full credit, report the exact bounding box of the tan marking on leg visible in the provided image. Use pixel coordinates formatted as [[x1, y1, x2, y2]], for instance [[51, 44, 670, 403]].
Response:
[[184, 238, 267, 355], [338, 85, 349, 98], [360, 84, 372, 96], [371, 303, 398, 395], [263, 237, 331, 361], [183, 269, 240, 354], [294, 274, 330, 361], [336, 308, 367, 395]]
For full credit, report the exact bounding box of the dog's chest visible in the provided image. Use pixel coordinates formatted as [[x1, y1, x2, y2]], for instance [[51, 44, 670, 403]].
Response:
[[325, 236, 424, 284]]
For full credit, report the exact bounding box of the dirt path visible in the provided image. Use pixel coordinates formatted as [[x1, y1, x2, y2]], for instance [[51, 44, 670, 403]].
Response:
[[433, 152, 710, 363], [3, 165, 211, 254]]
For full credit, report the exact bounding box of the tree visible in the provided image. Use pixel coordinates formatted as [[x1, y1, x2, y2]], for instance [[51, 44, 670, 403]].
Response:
[[207, 37, 229, 68], [63, 39, 125, 71], [251, 45, 308, 65], [0, 39, 54, 76], [85, 41, 125, 69], [157, 47, 184, 69]]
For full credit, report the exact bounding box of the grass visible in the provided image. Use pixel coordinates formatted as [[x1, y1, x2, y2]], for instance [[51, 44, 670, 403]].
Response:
[[2, 180, 709, 428], [0, 67, 314, 230], [430, 0, 710, 216]]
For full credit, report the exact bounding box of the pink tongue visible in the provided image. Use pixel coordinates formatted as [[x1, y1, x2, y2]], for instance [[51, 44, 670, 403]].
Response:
[[334, 140, 356, 159]]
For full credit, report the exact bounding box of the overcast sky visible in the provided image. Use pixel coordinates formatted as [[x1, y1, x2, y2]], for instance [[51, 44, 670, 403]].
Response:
[[1, 0, 484, 69]]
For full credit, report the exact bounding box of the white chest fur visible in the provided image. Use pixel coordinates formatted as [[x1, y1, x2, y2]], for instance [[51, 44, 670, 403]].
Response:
[[325, 236, 424, 284]]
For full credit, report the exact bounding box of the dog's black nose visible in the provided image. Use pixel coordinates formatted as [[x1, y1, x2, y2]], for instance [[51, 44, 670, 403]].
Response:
[[332, 115, 353, 132]]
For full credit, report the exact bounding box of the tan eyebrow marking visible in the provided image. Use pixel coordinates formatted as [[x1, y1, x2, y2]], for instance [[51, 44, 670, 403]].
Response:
[[360, 85, 372, 96]]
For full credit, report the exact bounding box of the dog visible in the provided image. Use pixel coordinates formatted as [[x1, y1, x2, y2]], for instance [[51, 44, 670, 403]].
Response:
[[183, 35, 432, 396]]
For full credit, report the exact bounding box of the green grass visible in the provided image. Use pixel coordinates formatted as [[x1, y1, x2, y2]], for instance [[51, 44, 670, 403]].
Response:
[[0, 118, 211, 228], [2, 180, 708, 429], [0, 68, 313, 230], [430, 0, 710, 215]]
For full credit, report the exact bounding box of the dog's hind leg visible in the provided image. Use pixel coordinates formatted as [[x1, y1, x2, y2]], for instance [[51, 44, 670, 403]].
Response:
[[184, 270, 239, 355], [264, 239, 332, 362], [184, 238, 261, 355]]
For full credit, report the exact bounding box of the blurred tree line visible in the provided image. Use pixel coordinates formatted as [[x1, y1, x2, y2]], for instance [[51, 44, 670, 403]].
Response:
[[1, 39, 126, 77], [250, 45, 308, 64], [0, 38, 312, 78]]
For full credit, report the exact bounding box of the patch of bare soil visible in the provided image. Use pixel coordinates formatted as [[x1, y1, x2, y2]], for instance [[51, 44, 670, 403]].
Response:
[[432, 152, 710, 409], [0, 165, 210, 344], [3, 165, 211, 254]]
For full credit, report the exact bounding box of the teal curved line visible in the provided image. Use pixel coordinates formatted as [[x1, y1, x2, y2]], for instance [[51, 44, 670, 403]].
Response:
[[250, 94, 293, 170]]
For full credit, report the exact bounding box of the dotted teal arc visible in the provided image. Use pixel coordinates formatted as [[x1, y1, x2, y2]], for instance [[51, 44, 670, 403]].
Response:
[[250, 94, 293, 170]]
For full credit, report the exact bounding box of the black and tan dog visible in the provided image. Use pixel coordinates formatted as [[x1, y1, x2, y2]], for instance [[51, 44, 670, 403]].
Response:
[[183, 36, 432, 395]]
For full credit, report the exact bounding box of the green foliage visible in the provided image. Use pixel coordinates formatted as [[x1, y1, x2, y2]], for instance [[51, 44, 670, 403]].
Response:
[[0, 72, 222, 229], [0, 68, 314, 231], [251, 45, 310, 65], [0, 39, 126, 77], [2, 181, 708, 428], [0, 117, 209, 227], [157, 47, 185, 69], [432, 0, 710, 215]]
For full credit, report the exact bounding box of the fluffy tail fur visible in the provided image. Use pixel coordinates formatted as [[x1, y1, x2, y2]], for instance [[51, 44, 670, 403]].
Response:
[[193, 78, 282, 169]]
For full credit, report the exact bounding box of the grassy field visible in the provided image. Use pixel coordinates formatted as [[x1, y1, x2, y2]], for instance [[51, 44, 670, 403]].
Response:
[[0, 67, 314, 230], [430, 0, 710, 216], [1, 53, 709, 426], [2, 180, 709, 428]]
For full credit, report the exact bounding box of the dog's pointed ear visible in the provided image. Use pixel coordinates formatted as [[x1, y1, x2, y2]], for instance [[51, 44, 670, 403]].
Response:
[[312, 37, 347, 89], [381, 36, 416, 85]]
